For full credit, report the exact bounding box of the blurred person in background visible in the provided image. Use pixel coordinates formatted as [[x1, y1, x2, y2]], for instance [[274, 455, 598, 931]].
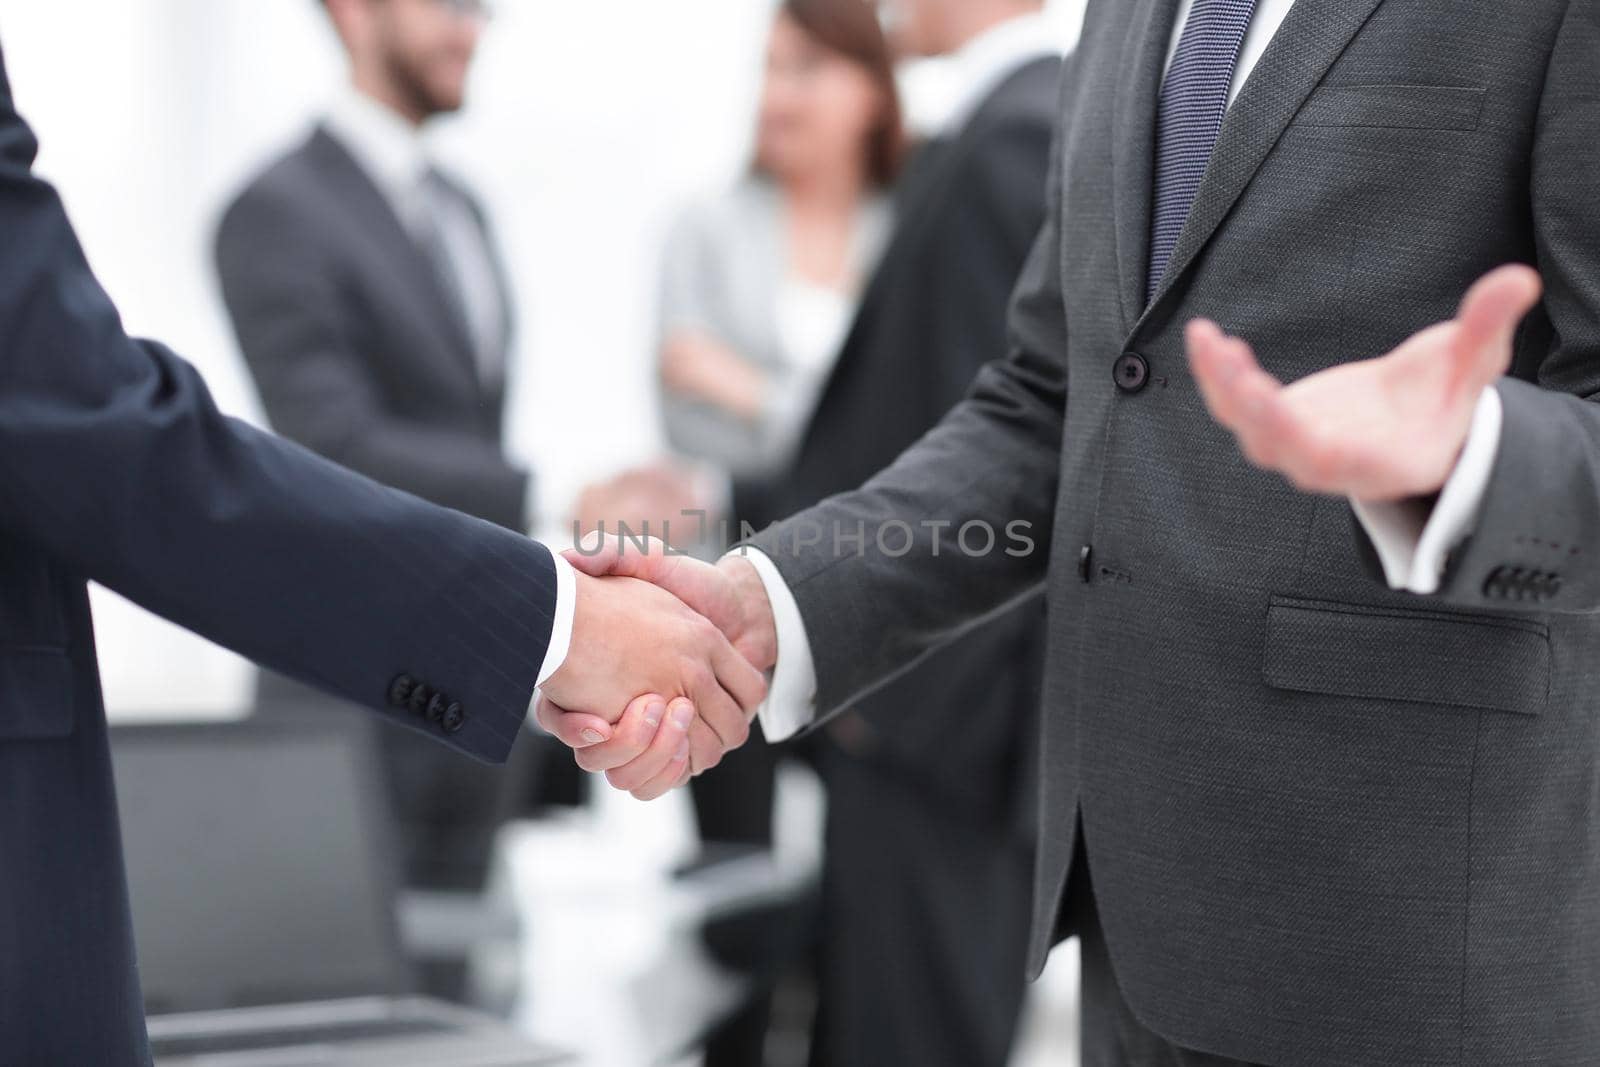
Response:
[[213, 0, 561, 997], [648, 1, 901, 1062], [772, 1, 1061, 1063], [657, 0, 899, 530]]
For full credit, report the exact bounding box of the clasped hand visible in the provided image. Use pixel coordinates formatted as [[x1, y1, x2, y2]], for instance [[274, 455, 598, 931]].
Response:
[[537, 534, 777, 800]]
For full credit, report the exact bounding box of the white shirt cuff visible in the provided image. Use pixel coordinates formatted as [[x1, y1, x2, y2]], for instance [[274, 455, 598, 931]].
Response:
[[731, 548, 818, 742], [529, 551, 577, 717], [1352, 387, 1503, 595]]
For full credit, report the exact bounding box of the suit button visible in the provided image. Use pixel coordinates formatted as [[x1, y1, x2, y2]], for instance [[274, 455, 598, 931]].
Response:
[[407, 684, 433, 716], [1483, 568, 1508, 599], [1545, 574, 1563, 599], [1509, 568, 1532, 600], [441, 703, 466, 734], [388, 675, 416, 708], [1078, 545, 1093, 583], [1113, 352, 1149, 393], [425, 692, 449, 723]]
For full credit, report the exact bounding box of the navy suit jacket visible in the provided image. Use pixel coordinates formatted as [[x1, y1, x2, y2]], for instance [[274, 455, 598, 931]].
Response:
[[0, 45, 556, 1063]]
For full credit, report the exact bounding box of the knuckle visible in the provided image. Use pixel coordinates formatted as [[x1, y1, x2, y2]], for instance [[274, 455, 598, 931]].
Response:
[[618, 719, 651, 752], [688, 615, 721, 648], [686, 663, 717, 695]]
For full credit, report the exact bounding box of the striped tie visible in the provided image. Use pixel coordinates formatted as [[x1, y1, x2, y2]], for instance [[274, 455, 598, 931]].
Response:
[[1147, 0, 1258, 303]]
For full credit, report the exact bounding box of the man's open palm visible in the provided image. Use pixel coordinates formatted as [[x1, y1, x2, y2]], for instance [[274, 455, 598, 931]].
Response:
[[1186, 264, 1543, 503]]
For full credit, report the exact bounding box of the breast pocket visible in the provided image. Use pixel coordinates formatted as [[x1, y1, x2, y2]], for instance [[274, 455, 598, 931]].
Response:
[[1292, 84, 1486, 132], [1263, 595, 1549, 717]]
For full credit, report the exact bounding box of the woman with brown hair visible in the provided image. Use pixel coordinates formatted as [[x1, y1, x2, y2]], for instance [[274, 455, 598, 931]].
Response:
[[658, 0, 904, 531]]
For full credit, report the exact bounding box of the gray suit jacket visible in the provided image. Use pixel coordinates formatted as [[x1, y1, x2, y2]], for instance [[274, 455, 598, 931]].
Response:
[[215, 127, 528, 531], [748, 2, 1600, 1063]]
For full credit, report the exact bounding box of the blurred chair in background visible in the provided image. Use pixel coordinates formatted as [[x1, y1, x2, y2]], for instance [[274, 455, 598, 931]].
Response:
[[213, 0, 567, 999], [646, 1, 903, 1062], [112, 717, 568, 1065], [772, 1, 1063, 1064]]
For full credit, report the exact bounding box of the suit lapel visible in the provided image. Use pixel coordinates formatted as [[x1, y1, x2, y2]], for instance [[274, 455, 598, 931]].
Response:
[[307, 127, 482, 387], [1111, 0, 1184, 331], [1138, 0, 1389, 322]]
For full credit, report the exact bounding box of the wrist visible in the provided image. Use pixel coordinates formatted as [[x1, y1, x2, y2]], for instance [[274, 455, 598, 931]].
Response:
[[719, 555, 778, 673]]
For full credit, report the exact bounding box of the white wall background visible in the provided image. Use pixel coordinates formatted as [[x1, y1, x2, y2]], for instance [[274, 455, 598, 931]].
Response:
[[0, 0, 1085, 716]]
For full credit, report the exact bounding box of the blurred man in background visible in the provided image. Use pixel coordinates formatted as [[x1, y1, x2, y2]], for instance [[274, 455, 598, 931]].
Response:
[[214, 0, 551, 995], [783, 1, 1061, 1063]]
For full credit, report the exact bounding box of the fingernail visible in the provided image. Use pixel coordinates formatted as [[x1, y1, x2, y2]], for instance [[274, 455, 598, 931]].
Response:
[[674, 740, 690, 762], [670, 703, 694, 730], [580, 729, 606, 745], [644, 700, 666, 728]]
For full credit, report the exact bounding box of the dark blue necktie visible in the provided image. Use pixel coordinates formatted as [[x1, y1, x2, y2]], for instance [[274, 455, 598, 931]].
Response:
[[1147, 0, 1259, 302]]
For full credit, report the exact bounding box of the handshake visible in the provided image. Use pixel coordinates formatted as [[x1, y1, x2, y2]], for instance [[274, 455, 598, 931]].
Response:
[[535, 535, 780, 800]]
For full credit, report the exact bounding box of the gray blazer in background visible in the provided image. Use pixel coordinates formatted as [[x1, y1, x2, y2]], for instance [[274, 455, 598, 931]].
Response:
[[213, 128, 537, 892], [749, 1, 1600, 1063], [215, 127, 529, 531], [658, 178, 891, 481]]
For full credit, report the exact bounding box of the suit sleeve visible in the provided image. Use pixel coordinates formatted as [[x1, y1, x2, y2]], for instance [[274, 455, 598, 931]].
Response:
[[0, 53, 553, 763], [1404, 3, 1600, 614], [214, 187, 531, 532], [744, 105, 1070, 721]]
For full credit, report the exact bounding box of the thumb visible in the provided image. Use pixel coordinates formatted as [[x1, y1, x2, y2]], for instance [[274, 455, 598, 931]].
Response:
[[563, 530, 673, 580], [1450, 264, 1542, 394]]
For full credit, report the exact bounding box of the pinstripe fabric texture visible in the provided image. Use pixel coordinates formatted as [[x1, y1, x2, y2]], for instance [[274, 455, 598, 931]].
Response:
[[0, 38, 558, 1061], [1148, 0, 1258, 302]]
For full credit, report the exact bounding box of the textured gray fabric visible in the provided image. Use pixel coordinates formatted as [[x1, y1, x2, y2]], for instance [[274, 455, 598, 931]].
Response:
[[656, 179, 892, 480], [747, 1, 1600, 1062]]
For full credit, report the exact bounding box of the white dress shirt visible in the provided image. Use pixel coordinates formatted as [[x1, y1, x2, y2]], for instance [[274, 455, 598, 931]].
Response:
[[545, 0, 1504, 731], [325, 87, 573, 697]]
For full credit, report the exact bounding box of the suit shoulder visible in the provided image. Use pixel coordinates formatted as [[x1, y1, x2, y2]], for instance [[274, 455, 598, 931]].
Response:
[[979, 56, 1065, 130], [663, 178, 779, 262], [215, 135, 333, 249], [949, 104, 1056, 195], [671, 179, 776, 237]]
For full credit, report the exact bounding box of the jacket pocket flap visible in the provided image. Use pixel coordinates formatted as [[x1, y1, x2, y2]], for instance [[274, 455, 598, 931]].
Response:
[[1263, 597, 1548, 716], [0, 647, 76, 741], [1293, 84, 1485, 131]]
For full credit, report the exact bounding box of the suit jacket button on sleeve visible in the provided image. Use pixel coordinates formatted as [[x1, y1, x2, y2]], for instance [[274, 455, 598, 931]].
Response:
[[387, 675, 416, 708], [407, 684, 433, 716], [441, 703, 467, 734], [1113, 352, 1150, 394], [424, 692, 451, 724], [1483, 568, 1508, 599], [1512, 568, 1533, 600]]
